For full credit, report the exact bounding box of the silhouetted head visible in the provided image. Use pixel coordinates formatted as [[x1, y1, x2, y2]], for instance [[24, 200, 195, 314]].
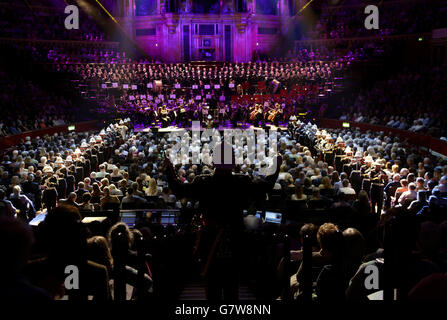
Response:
[[41, 206, 84, 262], [317, 223, 344, 257], [343, 228, 365, 262], [212, 141, 236, 174], [0, 216, 34, 278]]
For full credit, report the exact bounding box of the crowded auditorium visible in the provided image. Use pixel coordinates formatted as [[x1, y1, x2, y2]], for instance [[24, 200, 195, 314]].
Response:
[[0, 0, 447, 308]]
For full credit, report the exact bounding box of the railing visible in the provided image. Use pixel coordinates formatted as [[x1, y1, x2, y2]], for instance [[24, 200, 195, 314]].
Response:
[[320, 118, 447, 156]]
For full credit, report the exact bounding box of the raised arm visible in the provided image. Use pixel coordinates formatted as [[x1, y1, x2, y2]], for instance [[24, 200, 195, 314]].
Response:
[[164, 152, 199, 199], [249, 155, 283, 198]]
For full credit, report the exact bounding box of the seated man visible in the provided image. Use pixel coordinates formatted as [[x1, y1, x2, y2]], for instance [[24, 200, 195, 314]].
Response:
[[121, 188, 147, 209], [398, 182, 417, 206], [338, 179, 356, 196], [75, 182, 89, 200], [59, 192, 80, 209], [432, 176, 447, 197], [100, 187, 120, 210], [10, 185, 35, 221], [394, 179, 409, 204]]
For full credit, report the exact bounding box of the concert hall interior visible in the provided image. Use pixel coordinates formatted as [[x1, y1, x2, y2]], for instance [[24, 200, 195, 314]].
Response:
[[1, 0, 447, 304]]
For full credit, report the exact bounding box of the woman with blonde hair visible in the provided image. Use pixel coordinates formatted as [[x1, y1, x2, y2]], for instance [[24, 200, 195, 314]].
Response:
[[100, 178, 109, 191], [391, 164, 400, 175], [145, 178, 159, 196]]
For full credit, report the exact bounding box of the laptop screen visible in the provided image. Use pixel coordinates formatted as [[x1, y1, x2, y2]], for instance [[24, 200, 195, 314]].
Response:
[[160, 210, 178, 226], [264, 211, 282, 224], [121, 210, 180, 228], [121, 212, 137, 228], [29, 212, 48, 226]]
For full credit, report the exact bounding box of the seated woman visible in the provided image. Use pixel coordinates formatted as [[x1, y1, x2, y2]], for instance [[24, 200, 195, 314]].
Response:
[[291, 223, 343, 300], [91, 182, 102, 204], [319, 176, 335, 199], [291, 184, 307, 201], [303, 177, 314, 196]]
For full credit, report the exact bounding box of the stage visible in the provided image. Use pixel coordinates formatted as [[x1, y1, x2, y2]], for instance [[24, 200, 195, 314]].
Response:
[[133, 122, 289, 133]]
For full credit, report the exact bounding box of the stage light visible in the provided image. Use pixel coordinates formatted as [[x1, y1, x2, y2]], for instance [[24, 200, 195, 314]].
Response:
[[418, 37, 423, 42], [298, 0, 315, 14], [68, 125, 76, 131], [342, 122, 350, 128], [95, 0, 118, 23]]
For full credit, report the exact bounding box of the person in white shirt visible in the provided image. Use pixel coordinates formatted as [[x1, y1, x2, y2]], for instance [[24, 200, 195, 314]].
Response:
[[95, 164, 107, 179], [399, 182, 417, 205], [432, 176, 447, 196], [334, 172, 348, 192], [339, 179, 356, 195]]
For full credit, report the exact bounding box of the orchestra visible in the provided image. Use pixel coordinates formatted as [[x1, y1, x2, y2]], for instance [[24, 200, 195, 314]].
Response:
[[116, 92, 291, 128]]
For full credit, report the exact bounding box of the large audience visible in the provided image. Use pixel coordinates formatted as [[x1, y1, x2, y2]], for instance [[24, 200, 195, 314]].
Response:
[[301, 0, 447, 40], [337, 66, 447, 138], [1, 0, 447, 301], [1, 119, 446, 300], [0, 68, 78, 137], [0, 2, 107, 41]]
